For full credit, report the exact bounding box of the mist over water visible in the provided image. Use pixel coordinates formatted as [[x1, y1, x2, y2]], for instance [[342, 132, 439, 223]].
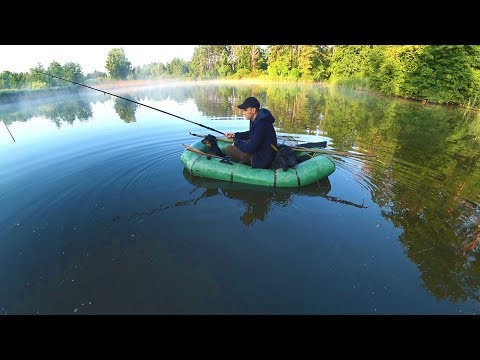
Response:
[[1, 81, 479, 314]]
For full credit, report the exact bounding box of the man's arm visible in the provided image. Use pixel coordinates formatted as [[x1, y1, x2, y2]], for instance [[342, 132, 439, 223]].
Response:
[[234, 130, 250, 140], [225, 131, 249, 140], [234, 123, 267, 153]]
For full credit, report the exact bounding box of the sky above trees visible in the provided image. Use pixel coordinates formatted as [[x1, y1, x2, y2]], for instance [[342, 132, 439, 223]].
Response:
[[0, 45, 196, 74]]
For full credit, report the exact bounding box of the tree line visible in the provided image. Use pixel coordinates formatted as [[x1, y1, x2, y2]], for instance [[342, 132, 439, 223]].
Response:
[[1, 45, 479, 108]]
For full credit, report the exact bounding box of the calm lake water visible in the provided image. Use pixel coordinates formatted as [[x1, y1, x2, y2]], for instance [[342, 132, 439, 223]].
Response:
[[1, 80, 479, 315]]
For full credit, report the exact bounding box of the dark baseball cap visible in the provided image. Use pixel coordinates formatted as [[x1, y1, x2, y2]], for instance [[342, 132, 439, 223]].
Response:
[[237, 96, 260, 110]]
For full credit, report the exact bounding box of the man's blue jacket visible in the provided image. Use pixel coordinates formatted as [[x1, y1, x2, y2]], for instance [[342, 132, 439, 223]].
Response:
[[234, 108, 278, 168]]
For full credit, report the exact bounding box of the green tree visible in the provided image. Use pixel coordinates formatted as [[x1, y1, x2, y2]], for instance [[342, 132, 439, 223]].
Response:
[[301, 45, 332, 81], [106, 48, 132, 80], [0, 71, 27, 90], [190, 46, 209, 78], [165, 58, 189, 77], [217, 48, 234, 78], [329, 45, 371, 87], [400, 45, 480, 106], [86, 70, 107, 82], [329, 45, 480, 107], [151, 63, 166, 78], [46, 61, 84, 86], [228, 45, 264, 77], [266, 45, 293, 79], [27, 63, 49, 89], [132, 63, 162, 79], [189, 45, 230, 79], [46, 61, 62, 86], [63, 62, 85, 83]]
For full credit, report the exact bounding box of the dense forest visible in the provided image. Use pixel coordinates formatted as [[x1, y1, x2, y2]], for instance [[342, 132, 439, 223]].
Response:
[[1, 45, 479, 109]]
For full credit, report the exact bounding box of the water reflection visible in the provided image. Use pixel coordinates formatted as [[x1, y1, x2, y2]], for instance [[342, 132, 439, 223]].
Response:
[[185, 169, 318, 225], [0, 87, 115, 129], [182, 169, 369, 225], [109, 167, 369, 228], [393, 195, 480, 302], [1, 81, 480, 309], [1, 97, 94, 127], [113, 95, 138, 123]]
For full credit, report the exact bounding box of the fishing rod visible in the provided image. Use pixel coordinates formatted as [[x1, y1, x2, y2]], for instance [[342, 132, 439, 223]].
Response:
[[35, 70, 226, 136], [3, 121, 15, 142]]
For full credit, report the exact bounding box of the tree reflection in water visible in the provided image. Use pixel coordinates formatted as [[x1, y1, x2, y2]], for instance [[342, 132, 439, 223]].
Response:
[[114, 95, 138, 123]]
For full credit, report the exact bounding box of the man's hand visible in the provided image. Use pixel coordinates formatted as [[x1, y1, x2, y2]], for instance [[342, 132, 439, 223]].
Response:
[[225, 132, 235, 139]]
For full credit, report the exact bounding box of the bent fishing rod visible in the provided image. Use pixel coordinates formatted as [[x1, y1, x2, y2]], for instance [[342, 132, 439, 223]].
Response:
[[35, 71, 226, 136]]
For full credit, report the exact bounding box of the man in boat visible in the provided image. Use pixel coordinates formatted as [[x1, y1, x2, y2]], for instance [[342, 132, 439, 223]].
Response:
[[224, 96, 278, 168]]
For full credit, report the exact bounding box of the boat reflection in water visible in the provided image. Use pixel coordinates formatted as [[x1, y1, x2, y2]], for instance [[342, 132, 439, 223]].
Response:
[[182, 168, 367, 226]]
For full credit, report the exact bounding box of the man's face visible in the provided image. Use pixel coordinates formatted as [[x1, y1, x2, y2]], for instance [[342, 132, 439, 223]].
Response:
[[242, 107, 254, 120]]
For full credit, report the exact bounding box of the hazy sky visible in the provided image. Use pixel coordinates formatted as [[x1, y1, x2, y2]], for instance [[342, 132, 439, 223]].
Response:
[[0, 45, 197, 74]]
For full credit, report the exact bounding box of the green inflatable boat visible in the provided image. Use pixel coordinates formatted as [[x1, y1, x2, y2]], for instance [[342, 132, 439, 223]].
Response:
[[181, 139, 336, 188]]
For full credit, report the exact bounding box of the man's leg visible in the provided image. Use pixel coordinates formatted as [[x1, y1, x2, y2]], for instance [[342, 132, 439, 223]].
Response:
[[225, 145, 252, 165]]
